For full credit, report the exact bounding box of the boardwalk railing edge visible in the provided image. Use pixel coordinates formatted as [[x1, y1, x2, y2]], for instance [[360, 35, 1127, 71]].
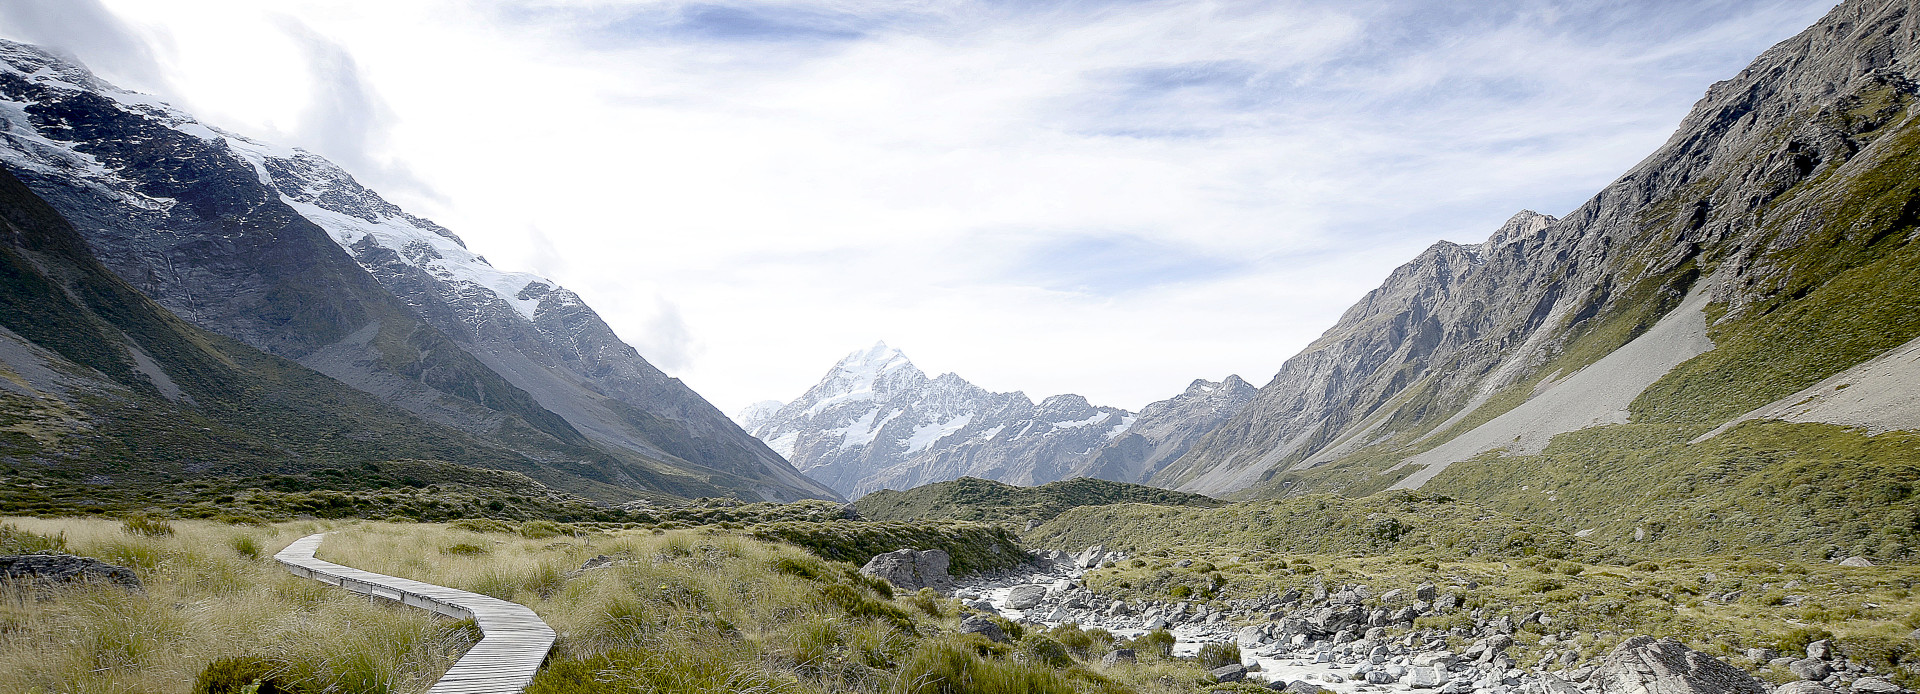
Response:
[[274, 532, 557, 694]]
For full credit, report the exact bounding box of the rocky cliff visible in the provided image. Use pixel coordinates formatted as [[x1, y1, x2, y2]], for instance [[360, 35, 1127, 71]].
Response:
[[1164, 0, 1920, 512]]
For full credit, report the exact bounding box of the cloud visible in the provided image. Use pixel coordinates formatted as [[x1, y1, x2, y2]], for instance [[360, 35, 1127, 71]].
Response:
[[998, 232, 1251, 296], [0, 0, 167, 93], [276, 18, 442, 203]]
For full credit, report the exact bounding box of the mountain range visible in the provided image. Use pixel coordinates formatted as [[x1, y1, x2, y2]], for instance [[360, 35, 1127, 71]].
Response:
[[0, 40, 836, 505], [738, 342, 1254, 498]]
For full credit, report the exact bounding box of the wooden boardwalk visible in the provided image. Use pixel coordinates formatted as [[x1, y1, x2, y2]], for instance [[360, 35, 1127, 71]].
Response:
[[274, 533, 556, 694]]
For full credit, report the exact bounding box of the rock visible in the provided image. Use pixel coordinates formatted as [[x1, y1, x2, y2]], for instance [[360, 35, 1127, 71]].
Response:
[[859, 549, 954, 593], [1142, 615, 1170, 630], [1807, 641, 1834, 660], [1215, 664, 1250, 682], [1287, 681, 1332, 694], [1409, 667, 1447, 688], [1538, 674, 1586, 694], [0, 553, 141, 592], [1436, 594, 1461, 611], [1593, 636, 1767, 694], [1850, 677, 1903, 694], [1006, 584, 1047, 610], [1774, 683, 1835, 694], [1102, 649, 1137, 667], [1242, 625, 1269, 645], [1415, 652, 1459, 669], [1024, 519, 1041, 532], [1382, 589, 1405, 602], [1439, 680, 1474, 694], [1175, 558, 1194, 568], [959, 615, 1008, 643], [1417, 584, 1439, 601], [1368, 670, 1399, 684], [1744, 649, 1778, 663], [1789, 659, 1833, 681], [1838, 557, 1874, 567], [1077, 545, 1107, 569]]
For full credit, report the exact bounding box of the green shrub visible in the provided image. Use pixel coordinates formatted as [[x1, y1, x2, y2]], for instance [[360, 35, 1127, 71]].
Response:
[[1169, 585, 1194, 598], [441, 543, 489, 556], [1123, 629, 1176, 658], [892, 636, 1080, 694], [906, 588, 946, 617], [1524, 578, 1565, 593], [820, 584, 913, 632], [0, 523, 64, 553], [773, 556, 827, 581], [1017, 634, 1073, 669], [1631, 562, 1661, 572], [1841, 635, 1917, 669], [1772, 627, 1835, 654], [193, 656, 303, 694], [1045, 623, 1110, 659], [229, 535, 261, 560], [121, 514, 174, 537], [449, 518, 515, 534], [517, 520, 573, 539], [1197, 642, 1241, 670]]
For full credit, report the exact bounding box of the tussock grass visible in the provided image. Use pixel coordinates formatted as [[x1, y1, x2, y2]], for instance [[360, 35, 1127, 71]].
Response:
[[0, 517, 467, 694]]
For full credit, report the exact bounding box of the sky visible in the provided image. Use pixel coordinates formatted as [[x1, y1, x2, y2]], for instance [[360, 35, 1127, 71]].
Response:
[[0, 0, 1841, 415]]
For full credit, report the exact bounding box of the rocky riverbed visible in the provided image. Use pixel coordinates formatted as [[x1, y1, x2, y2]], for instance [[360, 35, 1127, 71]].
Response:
[[933, 547, 1908, 694]]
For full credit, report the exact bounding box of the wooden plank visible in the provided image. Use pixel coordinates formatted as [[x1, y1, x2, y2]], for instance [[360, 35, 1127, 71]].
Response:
[[276, 533, 556, 694]]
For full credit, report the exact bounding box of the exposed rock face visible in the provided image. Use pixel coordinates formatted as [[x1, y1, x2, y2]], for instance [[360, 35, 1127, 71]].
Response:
[[0, 40, 835, 503], [958, 614, 1007, 643], [743, 342, 1252, 497], [858, 548, 953, 593], [1163, 0, 1920, 496], [1593, 636, 1768, 694], [0, 553, 141, 591]]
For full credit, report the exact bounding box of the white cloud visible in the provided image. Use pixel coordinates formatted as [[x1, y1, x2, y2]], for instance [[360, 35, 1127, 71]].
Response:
[[18, 0, 1839, 413]]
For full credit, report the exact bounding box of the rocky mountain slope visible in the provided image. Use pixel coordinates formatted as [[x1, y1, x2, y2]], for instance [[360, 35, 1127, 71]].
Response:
[[1158, 0, 1920, 557], [852, 475, 1220, 526], [741, 342, 1253, 497], [0, 40, 835, 502]]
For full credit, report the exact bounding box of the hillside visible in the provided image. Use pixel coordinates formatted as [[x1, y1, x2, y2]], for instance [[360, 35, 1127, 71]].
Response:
[[1149, 0, 1920, 563], [0, 40, 835, 503], [854, 475, 1221, 526]]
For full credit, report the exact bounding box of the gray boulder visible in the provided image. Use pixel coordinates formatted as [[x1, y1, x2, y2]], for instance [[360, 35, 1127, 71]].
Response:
[[1214, 664, 1249, 682], [1806, 641, 1834, 660], [0, 553, 141, 591], [1593, 636, 1767, 694], [1850, 677, 1904, 694], [859, 549, 953, 593], [1838, 557, 1874, 567], [1407, 666, 1446, 688], [1788, 659, 1832, 681], [1285, 681, 1331, 694], [1101, 648, 1137, 667], [959, 614, 1008, 643], [1006, 584, 1047, 610]]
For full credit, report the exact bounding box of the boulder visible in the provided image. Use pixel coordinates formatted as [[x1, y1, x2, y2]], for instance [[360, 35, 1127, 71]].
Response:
[[1214, 664, 1249, 682], [1538, 674, 1586, 694], [1806, 641, 1835, 660], [1788, 659, 1832, 682], [1101, 649, 1137, 667], [0, 553, 141, 592], [1006, 584, 1047, 610], [1774, 684, 1835, 694], [1366, 670, 1399, 684], [1744, 649, 1778, 663], [1240, 625, 1269, 645], [1285, 681, 1331, 694], [1407, 667, 1446, 688], [1416, 584, 1439, 601], [1850, 677, 1904, 694], [1142, 615, 1171, 630], [959, 614, 1008, 643], [859, 549, 954, 593], [1593, 636, 1767, 694], [1838, 557, 1874, 567], [1413, 652, 1458, 669]]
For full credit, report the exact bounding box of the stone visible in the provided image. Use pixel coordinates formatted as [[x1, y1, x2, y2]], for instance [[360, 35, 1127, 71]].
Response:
[[1593, 636, 1767, 694], [1789, 659, 1833, 681], [1850, 677, 1903, 694], [1807, 641, 1835, 660], [1408, 667, 1446, 688], [1743, 649, 1778, 663], [1006, 584, 1047, 610], [1101, 649, 1137, 667], [1242, 625, 1270, 645], [1773, 683, 1835, 694], [1436, 594, 1461, 611], [1287, 681, 1332, 694], [1439, 680, 1474, 694], [1143, 615, 1171, 630], [1838, 557, 1874, 567], [1414, 652, 1458, 669], [1417, 583, 1439, 601], [959, 615, 1008, 643], [0, 553, 141, 592], [859, 549, 954, 593], [1367, 670, 1399, 684], [1214, 664, 1250, 682], [1024, 519, 1041, 532]]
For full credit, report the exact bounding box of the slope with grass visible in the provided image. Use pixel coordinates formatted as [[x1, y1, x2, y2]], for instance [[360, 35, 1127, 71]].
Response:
[[1163, 0, 1920, 518], [855, 476, 1222, 526]]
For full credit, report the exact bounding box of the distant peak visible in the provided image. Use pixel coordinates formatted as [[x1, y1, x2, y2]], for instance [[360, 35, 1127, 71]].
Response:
[[1484, 210, 1557, 248], [844, 340, 903, 364]]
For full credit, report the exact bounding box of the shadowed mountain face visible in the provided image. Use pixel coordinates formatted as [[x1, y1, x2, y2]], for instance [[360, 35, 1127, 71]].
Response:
[[0, 41, 837, 503], [1163, 0, 1920, 510], [742, 342, 1252, 497]]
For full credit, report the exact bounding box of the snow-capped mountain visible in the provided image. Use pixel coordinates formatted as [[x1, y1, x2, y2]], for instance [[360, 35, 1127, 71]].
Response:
[[0, 40, 836, 502], [742, 342, 1253, 497]]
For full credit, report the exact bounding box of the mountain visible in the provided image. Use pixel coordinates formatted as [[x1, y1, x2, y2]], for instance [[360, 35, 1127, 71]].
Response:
[[741, 342, 1252, 497], [1159, 0, 1920, 557], [0, 40, 836, 503], [852, 476, 1221, 526], [0, 161, 637, 516]]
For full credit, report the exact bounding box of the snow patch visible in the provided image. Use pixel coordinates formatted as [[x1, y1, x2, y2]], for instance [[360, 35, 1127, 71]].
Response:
[[905, 413, 973, 454], [1051, 411, 1112, 429]]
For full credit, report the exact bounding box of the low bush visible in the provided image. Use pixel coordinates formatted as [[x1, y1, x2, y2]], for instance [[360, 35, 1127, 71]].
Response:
[[192, 656, 302, 694], [1196, 642, 1241, 670], [229, 535, 260, 560], [1123, 629, 1176, 658], [0, 522, 64, 553], [441, 543, 489, 556], [121, 514, 174, 537]]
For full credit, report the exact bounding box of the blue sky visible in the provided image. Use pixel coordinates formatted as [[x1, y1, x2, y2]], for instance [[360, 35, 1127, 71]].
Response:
[[1, 0, 1842, 413]]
